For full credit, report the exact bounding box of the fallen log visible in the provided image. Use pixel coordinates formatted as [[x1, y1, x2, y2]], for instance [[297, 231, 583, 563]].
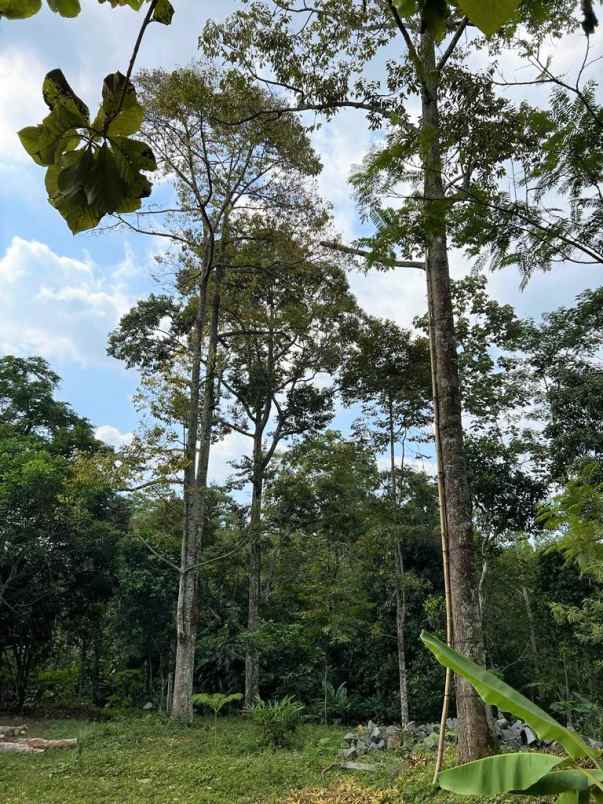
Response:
[[0, 742, 43, 754], [0, 735, 77, 752], [24, 738, 78, 750]]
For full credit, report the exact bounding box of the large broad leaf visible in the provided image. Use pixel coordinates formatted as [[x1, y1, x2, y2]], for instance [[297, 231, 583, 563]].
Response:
[[438, 753, 563, 796], [524, 769, 603, 795], [97, 0, 145, 8], [42, 70, 89, 119], [456, 0, 521, 36], [152, 0, 173, 24], [18, 69, 88, 166], [93, 72, 144, 136], [47, 0, 81, 16], [0, 0, 41, 18], [420, 632, 599, 761]]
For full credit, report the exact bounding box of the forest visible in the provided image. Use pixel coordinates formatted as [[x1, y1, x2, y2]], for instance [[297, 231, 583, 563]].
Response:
[[0, 1, 602, 803]]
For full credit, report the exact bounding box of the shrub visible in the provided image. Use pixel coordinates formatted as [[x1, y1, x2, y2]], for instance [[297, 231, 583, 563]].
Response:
[[248, 695, 305, 748], [35, 665, 79, 705]]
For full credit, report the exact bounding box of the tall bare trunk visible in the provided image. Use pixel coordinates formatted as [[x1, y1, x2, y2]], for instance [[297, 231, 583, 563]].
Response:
[[171, 259, 224, 721], [389, 401, 409, 725], [245, 433, 263, 707], [419, 30, 493, 762], [522, 585, 538, 669], [395, 543, 410, 726]]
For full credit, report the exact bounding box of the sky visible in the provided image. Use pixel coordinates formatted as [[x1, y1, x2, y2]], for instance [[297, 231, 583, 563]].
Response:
[[0, 1, 601, 487]]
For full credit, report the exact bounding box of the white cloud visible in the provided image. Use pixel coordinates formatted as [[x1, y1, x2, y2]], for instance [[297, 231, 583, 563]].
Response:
[[349, 263, 428, 330], [208, 429, 251, 488], [0, 50, 48, 168], [0, 237, 136, 367], [95, 424, 133, 449]]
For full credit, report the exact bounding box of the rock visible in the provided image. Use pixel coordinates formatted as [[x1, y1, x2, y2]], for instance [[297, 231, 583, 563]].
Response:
[[344, 732, 356, 743], [338, 746, 358, 760], [521, 726, 538, 746], [386, 734, 401, 750], [0, 725, 27, 738], [143, 702, 154, 711], [370, 726, 382, 740]]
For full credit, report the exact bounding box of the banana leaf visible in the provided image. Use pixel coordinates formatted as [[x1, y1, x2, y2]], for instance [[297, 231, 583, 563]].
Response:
[[421, 631, 599, 762], [437, 752, 562, 795], [523, 769, 603, 794]]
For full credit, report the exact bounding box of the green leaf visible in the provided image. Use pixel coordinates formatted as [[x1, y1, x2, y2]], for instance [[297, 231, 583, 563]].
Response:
[[152, 0, 173, 24], [422, 0, 449, 42], [47, 0, 81, 16], [393, 0, 417, 16], [420, 631, 600, 761], [0, 0, 42, 19], [97, 0, 145, 8], [455, 0, 520, 36], [110, 137, 157, 172], [557, 793, 590, 804], [438, 753, 563, 796], [93, 72, 144, 136], [42, 70, 89, 120], [524, 769, 603, 795]]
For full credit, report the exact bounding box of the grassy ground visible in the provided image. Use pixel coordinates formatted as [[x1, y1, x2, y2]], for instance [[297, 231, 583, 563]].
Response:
[[0, 714, 549, 803]]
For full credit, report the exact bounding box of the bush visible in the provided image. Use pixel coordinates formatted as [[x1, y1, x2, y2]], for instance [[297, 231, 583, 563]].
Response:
[[248, 695, 305, 747], [35, 665, 79, 705]]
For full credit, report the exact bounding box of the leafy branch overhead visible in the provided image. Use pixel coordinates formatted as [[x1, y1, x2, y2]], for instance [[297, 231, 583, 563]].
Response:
[[13, 0, 174, 233], [19, 70, 157, 233], [393, 0, 598, 37], [0, 0, 172, 20]]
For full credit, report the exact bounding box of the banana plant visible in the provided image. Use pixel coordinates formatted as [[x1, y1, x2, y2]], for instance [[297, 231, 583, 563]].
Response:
[[421, 631, 603, 803]]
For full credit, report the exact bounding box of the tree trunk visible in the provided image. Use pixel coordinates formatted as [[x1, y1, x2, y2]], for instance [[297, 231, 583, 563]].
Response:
[[419, 30, 493, 762], [245, 434, 263, 708], [522, 585, 538, 669], [395, 543, 410, 726], [171, 257, 224, 721], [389, 401, 409, 726]]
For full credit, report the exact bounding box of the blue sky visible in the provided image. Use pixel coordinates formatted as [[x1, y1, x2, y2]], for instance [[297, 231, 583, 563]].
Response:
[[1, 2, 601, 484]]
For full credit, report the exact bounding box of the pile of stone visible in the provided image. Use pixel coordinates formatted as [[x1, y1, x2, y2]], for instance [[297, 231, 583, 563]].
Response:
[[338, 721, 402, 760], [338, 714, 603, 758]]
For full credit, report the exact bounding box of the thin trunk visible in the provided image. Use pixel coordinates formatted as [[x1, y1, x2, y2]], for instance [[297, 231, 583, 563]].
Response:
[[78, 636, 88, 700], [419, 29, 493, 762], [389, 401, 409, 726], [478, 547, 488, 627], [245, 431, 263, 708], [172, 255, 224, 721], [171, 272, 208, 722], [395, 543, 410, 726], [522, 586, 538, 669]]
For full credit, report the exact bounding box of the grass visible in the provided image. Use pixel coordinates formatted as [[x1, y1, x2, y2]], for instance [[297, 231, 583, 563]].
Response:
[[0, 714, 551, 803]]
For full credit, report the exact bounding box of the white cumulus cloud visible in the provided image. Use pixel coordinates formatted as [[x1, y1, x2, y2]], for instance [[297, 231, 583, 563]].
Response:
[[0, 237, 136, 367]]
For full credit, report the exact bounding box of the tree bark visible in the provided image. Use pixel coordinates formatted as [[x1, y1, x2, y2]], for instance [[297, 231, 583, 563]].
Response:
[[419, 29, 493, 762], [245, 431, 264, 708], [171, 257, 224, 721], [395, 543, 410, 726], [389, 401, 409, 726]]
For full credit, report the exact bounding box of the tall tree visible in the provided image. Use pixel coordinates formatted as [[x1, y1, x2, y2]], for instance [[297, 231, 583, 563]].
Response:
[[217, 232, 360, 705], [202, 1, 539, 758], [109, 66, 323, 721], [339, 315, 432, 724]]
